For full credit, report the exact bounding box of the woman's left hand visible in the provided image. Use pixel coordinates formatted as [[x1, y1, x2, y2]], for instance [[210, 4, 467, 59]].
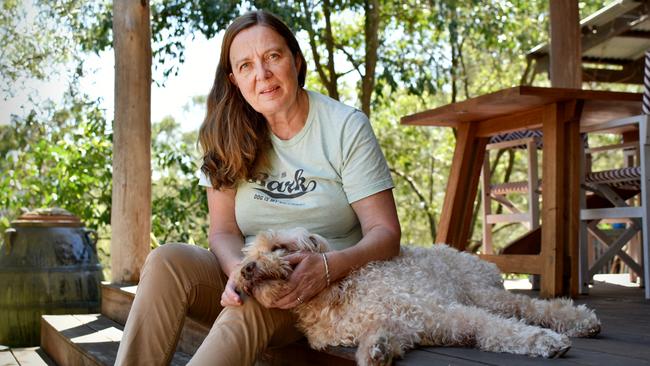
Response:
[[270, 251, 327, 309]]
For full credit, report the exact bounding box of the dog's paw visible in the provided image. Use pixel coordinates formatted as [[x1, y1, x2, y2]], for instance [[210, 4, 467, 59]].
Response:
[[549, 344, 571, 359], [357, 335, 393, 366], [532, 331, 571, 358], [562, 306, 601, 338], [368, 335, 393, 366]]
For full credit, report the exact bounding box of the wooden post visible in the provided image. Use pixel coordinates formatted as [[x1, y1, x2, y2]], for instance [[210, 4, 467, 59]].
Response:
[[547, 0, 580, 297], [111, 0, 152, 284], [549, 0, 581, 88], [541, 103, 565, 298], [566, 101, 584, 298]]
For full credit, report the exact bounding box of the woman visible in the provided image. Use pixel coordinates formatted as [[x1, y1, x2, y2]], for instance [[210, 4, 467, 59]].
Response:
[[115, 10, 400, 366]]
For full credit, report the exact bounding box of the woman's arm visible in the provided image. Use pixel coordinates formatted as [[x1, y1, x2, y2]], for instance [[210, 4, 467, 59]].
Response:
[[271, 189, 400, 309], [206, 187, 246, 306], [327, 189, 401, 281]]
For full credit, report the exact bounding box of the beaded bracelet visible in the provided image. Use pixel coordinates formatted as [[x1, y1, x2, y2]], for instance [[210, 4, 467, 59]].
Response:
[[321, 253, 331, 287]]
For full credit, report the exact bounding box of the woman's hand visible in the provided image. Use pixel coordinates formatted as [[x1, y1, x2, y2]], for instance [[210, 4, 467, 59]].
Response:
[[220, 271, 243, 307], [270, 251, 327, 309]]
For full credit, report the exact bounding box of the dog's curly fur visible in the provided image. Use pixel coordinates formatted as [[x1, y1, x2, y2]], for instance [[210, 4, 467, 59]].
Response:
[[232, 228, 601, 365]]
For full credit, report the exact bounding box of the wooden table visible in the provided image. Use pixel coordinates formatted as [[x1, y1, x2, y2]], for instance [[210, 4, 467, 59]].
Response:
[[401, 86, 642, 298]]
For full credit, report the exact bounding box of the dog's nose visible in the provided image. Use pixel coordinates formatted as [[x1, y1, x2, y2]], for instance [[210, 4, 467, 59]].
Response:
[[242, 262, 256, 280]]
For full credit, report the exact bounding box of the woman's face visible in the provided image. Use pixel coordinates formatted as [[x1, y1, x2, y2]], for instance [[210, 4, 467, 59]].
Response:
[[228, 25, 302, 117]]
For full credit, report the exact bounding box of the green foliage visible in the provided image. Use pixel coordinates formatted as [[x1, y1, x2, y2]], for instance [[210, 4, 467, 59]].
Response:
[[0, 0, 82, 95], [150, 116, 208, 246], [3, 0, 624, 255], [0, 93, 113, 233], [372, 87, 454, 244]]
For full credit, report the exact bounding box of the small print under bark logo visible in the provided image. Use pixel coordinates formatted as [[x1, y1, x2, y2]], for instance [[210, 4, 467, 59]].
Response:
[[251, 169, 317, 199]]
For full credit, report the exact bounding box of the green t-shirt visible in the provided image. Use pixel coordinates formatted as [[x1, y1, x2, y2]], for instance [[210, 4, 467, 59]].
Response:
[[199, 90, 393, 251]]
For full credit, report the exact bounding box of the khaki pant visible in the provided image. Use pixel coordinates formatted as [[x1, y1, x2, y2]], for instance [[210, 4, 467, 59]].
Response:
[[114, 244, 302, 366]]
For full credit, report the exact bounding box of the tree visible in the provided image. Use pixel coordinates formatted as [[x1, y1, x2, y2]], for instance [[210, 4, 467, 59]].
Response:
[[75, 0, 558, 246], [0, 92, 113, 233], [56, 0, 612, 248], [150, 116, 208, 246]]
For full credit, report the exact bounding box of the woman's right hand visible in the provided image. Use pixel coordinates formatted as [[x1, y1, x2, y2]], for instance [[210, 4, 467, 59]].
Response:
[[220, 273, 243, 307]]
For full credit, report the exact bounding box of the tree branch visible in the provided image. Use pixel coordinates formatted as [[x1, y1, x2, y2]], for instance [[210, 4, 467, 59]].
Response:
[[390, 167, 437, 242]]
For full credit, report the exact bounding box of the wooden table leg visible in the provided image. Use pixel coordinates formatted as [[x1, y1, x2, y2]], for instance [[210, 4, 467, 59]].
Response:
[[541, 101, 583, 298], [436, 122, 487, 250], [541, 103, 565, 298]]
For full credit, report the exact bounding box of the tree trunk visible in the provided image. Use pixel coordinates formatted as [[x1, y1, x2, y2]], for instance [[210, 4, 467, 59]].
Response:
[[361, 0, 380, 117], [322, 0, 340, 100], [111, 0, 152, 284]]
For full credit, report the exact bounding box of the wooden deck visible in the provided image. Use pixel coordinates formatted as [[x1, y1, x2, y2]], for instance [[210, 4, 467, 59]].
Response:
[[15, 278, 650, 365], [395, 278, 650, 365]]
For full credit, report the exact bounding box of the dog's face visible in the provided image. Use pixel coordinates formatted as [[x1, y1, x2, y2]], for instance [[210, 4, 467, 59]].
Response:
[[232, 228, 330, 307]]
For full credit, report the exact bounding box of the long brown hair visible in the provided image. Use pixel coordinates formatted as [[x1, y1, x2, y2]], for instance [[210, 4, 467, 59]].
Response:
[[199, 10, 307, 189]]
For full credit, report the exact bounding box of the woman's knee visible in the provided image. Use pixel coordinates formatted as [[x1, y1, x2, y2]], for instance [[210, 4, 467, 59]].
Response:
[[218, 298, 295, 328], [142, 244, 214, 281]]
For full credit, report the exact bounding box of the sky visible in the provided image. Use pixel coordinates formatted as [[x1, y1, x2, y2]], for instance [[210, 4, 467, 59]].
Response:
[[1, 32, 223, 132]]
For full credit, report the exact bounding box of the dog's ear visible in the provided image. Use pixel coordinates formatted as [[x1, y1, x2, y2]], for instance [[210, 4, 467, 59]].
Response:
[[288, 227, 322, 252], [291, 228, 330, 253], [246, 230, 276, 256]]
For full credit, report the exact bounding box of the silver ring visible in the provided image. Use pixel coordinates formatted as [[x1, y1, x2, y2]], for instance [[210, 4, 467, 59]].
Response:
[[296, 296, 303, 304]]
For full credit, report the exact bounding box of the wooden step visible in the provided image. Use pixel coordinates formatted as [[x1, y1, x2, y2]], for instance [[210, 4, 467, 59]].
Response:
[[0, 346, 56, 366], [99, 282, 355, 365], [40, 314, 191, 366], [101, 283, 209, 355]]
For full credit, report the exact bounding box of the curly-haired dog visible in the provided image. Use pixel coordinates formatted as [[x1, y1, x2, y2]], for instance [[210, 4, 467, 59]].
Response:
[[231, 228, 601, 365]]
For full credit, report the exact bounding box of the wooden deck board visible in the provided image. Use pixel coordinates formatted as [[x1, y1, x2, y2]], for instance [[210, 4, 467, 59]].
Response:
[[9, 347, 56, 366], [0, 350, 19, 366], [35, 280, 650, 365], [407, 282, 650, 365], [397, 348, 491, 365], [40, 314, 191, 366]]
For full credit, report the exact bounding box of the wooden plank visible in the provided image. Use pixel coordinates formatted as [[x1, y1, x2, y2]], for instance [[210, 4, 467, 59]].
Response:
[[263, 341, 355, 366], [570, 336, 650, 361], [481, 151, 493, 254], [400, 86, 641, 127], [435, 122, 487, 249], [428, 344, 650, 365], [580, 102, 642, 131], [111, 0, 152, 284], [566, 101, 583, 297], [40, 315, 103, 366], [456, 136, 488, 250], [436, 122, 476, 247], [9, 347, 56, 366], [486, 213, 531, 224], [502, 227, 541, 255], [0, 350, 19, 366], [423, 347, 576, 365], [72, 315, 123, 342], [40, 314, 192, 366], [100, 283, 135, 326], [478, 254, 542, 274], [540, 102, 565, 297], [398, 348, 491, 365], [476, 107, 544, 137]]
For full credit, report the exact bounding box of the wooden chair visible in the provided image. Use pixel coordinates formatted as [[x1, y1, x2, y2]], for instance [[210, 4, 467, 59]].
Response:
[[481, 131, 541, 255], [579, 114, 650, 299]]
